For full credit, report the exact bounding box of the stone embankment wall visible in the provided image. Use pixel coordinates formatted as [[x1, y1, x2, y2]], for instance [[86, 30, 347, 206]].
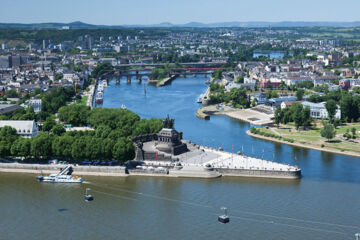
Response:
[[216, 168, 301, 179], [132, 133, 158, 143], [0, 163, 127, 176]]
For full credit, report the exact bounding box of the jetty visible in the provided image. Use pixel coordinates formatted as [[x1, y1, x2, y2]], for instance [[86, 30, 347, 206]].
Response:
[[156, 75, 178, 87]]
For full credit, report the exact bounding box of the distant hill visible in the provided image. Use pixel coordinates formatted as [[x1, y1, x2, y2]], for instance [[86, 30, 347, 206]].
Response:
[[1, 21, 360, 29]]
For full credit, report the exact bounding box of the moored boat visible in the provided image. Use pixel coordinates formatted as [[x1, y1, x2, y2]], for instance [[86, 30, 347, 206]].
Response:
[[95, 92, 103, 104], [36, 166, 83, 183]]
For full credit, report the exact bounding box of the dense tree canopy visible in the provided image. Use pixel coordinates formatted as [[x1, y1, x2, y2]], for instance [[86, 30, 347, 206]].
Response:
[[0, 105, 164, 163]]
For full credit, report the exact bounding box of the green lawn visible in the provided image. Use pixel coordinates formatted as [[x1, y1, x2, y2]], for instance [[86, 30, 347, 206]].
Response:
[[75, 95, 88, 105], [257, 124, 360, 154]]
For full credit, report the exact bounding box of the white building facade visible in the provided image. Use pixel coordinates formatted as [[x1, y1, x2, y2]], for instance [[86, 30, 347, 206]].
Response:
[[0, 120, 39, 138], [301, 101, 341, 119]]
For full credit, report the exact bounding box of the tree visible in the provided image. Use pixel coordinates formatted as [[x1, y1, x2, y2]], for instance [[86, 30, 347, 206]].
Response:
[[236, 75, 244, 83], [11, 138, 31, 158], [30, 133, 53, 159], [52, 135, 74, 159], [112, 138, 135, 163], [0, 126, 18, 157], [52, 124, 65, 136], [351, 127, 357, 137], [325, 100, 337, 123], [92, 63, 113, 78], [296, 89, 305, 101], [42, 116, 56, 132], [71, 137, 87, 160], [321, 124, 336, 142], [274, 106, 281, 128], [302, 106, 312, 129], [291, 103, 303, 130], [19, 106, 35, 120], [266, 90, 278, 99], [58, 104, 90, 126]]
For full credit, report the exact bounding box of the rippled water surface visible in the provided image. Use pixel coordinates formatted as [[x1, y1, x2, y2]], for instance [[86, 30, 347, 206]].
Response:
[[2, 76, 360, 240]]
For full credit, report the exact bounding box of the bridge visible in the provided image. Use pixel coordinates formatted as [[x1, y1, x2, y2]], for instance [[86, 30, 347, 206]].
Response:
[[115, 61, 226, 69], [99, 67, 222, 85]]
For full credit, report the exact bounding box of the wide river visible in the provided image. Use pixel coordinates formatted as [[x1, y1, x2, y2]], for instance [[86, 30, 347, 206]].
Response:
[[1, 75, 360, 240]]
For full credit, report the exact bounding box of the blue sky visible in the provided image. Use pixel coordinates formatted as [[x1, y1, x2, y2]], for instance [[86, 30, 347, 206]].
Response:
[[1, 0, 360, 25]]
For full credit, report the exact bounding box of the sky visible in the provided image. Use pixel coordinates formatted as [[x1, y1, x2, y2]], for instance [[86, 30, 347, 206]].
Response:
[[1, 0, 360, 25]]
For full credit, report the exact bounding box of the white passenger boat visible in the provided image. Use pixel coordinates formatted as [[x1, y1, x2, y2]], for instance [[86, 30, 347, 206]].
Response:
[[36, 166, 83, 183], [102, 80, 108, 87], [197, 94, 204, 103], [95, 91, 103, 104]]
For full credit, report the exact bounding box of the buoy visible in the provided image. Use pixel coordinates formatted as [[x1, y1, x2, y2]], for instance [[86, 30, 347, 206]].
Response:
[[218, 207, 230, 224], [84, 188, 94, 202]]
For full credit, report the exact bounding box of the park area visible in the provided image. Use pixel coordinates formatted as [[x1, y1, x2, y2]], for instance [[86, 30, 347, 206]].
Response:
[[249, 123, 360, 156]]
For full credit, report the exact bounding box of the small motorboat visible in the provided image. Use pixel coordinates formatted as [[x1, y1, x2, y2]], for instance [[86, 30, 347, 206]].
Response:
[[84, 188, 94, 202], [36, 166, 83, 183], [218, 207, 230, 224]]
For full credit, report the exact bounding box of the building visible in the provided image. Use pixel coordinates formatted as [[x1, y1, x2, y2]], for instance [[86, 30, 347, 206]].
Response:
[[280, 101, 303, 109], [28, 99, 42, 113], [0, 104, 22, 115], [0, 87, 5, 97], [302, 101, 341, 119], [99, 58, 117, 66], [9, 55, 21, 68], [251, 93, 267, 105], [0, 56, 10, 68], [0, 120, 38, 138], [1, 43, 8, 50], [267, 96, 297, 108], [339, 79, 351, 90]]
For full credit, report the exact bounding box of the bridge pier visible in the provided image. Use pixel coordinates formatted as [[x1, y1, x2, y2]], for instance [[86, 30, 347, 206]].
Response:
[[137, 75, 142, 83], [116, 74, 120, 84], [127, 76, 131, 84], [204, 74, 207, 78]]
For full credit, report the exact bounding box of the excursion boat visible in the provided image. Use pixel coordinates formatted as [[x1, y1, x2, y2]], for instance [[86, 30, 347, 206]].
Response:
[[121, 104, 127, 110], [95, 92, 103, 104], [197, 94, 204, 103], [102, 80, 108, 87], [36, 166, 83, 183], [97, 84, 104, 92]]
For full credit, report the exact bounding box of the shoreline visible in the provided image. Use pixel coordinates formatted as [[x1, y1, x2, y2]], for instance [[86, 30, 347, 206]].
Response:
[[0, 161, 300, 180], [246, 130, 360, 158], [197, 105, 273, 126]]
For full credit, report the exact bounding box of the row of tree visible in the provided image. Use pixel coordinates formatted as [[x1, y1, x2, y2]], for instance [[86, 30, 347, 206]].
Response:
[[0, 105, 164, 162], [274, 103, 312, 130], [3, 131, 134, 163], [209, 83, 250, 108]]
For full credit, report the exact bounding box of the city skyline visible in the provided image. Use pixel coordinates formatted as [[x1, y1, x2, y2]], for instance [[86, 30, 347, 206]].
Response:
[[1, 0, 360, 25]]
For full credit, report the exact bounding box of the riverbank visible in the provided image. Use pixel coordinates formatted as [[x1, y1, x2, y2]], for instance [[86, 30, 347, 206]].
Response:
[[86, 84, 95, 108], [0, 163, 128, 176], [247, 128, 360, 158], [0, 163, 221, 179], [156, 75, 177, 87], [196, 104, 273, 125]]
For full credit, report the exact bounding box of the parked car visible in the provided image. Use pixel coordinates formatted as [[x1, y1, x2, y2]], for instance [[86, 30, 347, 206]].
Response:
[[80, 160, 92, 165]]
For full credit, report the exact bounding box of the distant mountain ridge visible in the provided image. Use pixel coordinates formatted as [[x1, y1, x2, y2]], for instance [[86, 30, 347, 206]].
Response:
[[1, 21, 360, 29]]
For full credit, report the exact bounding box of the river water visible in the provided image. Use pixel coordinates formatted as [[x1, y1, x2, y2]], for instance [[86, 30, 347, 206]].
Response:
[[1, 76, 360, 240]]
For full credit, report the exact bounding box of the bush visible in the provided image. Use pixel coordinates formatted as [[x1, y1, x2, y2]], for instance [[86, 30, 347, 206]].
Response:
[[321, 144, 325, 148]]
